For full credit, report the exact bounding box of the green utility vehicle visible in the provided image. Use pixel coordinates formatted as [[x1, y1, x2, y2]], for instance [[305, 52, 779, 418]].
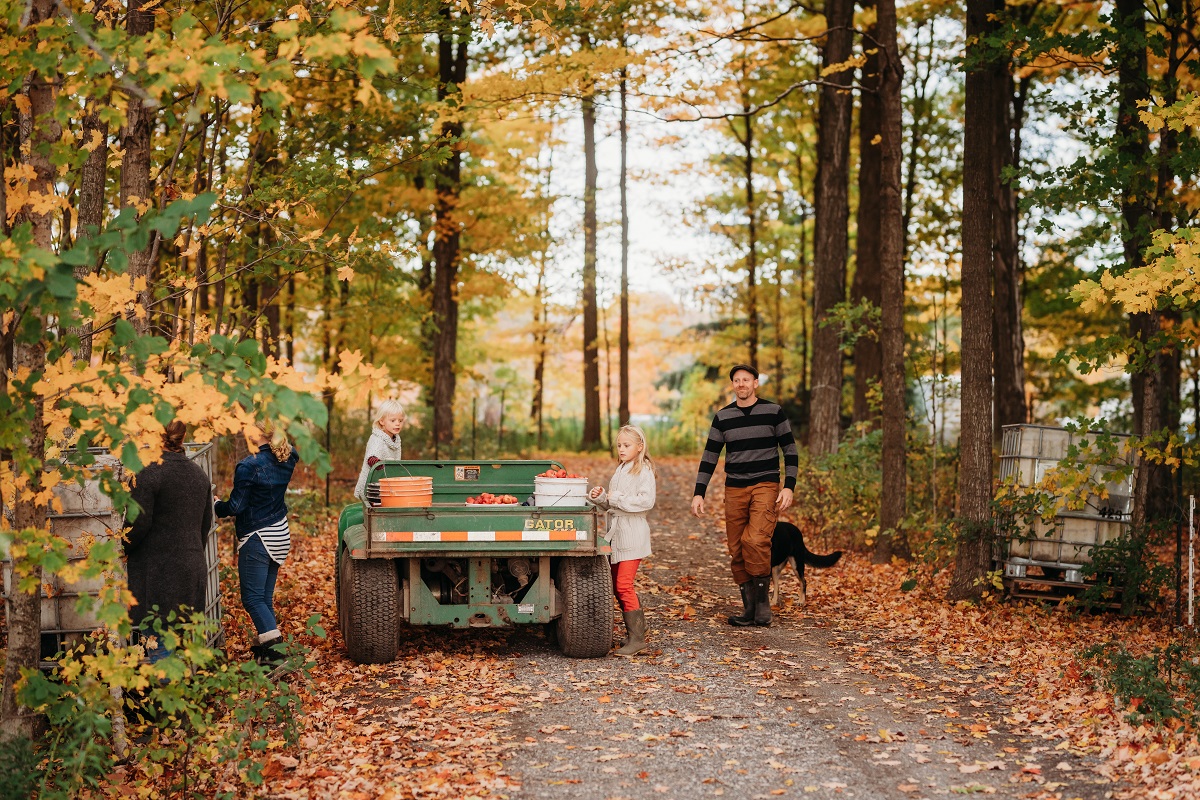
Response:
[[336, 460, 614, 663]]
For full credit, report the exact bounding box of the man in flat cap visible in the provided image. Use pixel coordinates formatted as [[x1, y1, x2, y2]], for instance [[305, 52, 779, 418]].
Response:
[[691, 364, 797, 627]]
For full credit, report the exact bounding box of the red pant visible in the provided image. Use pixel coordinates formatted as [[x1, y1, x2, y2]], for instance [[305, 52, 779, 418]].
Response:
[[611, 559, 641, 612]]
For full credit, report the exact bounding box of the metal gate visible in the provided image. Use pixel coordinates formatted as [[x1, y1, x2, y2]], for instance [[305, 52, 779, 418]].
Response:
[[1, 443, 224, 667]]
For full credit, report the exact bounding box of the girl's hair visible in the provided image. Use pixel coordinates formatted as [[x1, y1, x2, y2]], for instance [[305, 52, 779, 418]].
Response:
[[162, 420, 187, 453], [253, 420, 293, 462], [374, 398, 407, 427], [616, 424, 653, 475]]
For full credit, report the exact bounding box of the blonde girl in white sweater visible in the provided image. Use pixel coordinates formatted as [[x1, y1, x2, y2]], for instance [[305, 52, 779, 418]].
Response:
[[354, 399, 406, 501], [589, 424, 656, 656]]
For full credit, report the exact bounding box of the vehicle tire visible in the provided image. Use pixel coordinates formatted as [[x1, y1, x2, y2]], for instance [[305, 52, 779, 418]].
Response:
[[338, 551, 400, 664], [555, 556, 613, 658], [336, 549, 349, 650]]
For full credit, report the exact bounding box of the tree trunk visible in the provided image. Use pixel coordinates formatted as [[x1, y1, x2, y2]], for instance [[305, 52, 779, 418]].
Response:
[[261, 263, 280, 358], [991, 25, 1027, 436], [431, 26, 469, 450], [531, 261, 548, 424], [773, 238, 784, 389], [1146, 0, 1185, 522], [120, 0, 156, 333], [809, 0, 855, 457], [946, 0, 996, 597], [873, 0, 910, 562], [619, 65, 631, 428], [212, 117, 229, 335], [321, 260, 336, 504], [1114, 0, 1154, 528], [741, 97, 759, 369], [530, 145, 554, 441], [581, 76, 602, 450], [2, 0, 56, 742], [794, 151, 811, 426], [900, 24, 933, 264], [852, 1, 882, 426], [1, 102, 14, 399], [71, 95, 110, 362], [284, 274, 295, 364]]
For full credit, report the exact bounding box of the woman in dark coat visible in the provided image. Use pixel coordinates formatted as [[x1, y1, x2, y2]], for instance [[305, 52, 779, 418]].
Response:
[[125, 420, 213, 662]]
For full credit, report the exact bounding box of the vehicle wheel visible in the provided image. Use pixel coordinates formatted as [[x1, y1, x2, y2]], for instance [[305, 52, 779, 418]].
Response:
[[336, 549, 349, 650], [338, 551, 399, 664], [555, 556, 613, 658]]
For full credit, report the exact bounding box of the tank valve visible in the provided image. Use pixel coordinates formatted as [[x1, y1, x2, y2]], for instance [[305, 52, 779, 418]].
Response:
[[508, 557, 532, 587]]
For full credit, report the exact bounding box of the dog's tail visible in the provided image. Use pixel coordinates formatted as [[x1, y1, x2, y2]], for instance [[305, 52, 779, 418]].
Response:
[[801, 545, 842, 569]]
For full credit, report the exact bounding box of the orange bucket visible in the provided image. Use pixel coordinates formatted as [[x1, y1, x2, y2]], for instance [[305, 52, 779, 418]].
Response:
[[371, 476, 433, 507], [378, 476, 431, 487], [376, 489, 434, 506]]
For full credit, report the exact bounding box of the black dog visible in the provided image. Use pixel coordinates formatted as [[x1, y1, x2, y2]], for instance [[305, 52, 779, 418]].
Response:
[[769, 521, 842, 607]]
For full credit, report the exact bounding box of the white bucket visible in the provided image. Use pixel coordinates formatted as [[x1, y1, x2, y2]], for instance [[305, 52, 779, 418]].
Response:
[[534, 476, 590, 507]]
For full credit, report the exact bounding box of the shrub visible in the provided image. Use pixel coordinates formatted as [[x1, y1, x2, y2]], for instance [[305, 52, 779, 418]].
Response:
[[0, 613, 314, 799], [1083, 637, 1200, 728], [1076, 524, 1173, 615]]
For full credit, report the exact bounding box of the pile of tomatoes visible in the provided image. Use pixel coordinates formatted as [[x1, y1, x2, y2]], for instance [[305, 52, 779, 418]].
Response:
[[537, 468, 583, 479], [466, 493, 518, 505]]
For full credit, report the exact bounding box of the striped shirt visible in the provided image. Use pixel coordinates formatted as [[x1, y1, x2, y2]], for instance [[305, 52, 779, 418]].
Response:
[[237, 517, 291, 565], [694, 398, 798, 497]]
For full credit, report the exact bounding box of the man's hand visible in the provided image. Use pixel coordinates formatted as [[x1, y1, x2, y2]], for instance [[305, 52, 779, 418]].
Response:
[[691, 495, 705, 517], [776, 487, 794, 512]]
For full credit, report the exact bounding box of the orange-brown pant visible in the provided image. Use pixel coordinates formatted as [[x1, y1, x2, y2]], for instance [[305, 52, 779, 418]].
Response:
[[724, 483, 778, 584]]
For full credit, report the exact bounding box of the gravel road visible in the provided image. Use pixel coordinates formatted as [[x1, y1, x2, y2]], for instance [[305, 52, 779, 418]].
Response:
[[493, 460, 1113, 800]]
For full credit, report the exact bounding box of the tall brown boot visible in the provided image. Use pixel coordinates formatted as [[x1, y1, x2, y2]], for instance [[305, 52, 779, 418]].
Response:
[[615, 610, 648, 656]]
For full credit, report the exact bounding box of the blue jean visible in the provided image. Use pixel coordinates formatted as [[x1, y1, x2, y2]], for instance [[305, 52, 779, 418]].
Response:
[[238, 534, 279, 636], [144, 635, 172, 664]]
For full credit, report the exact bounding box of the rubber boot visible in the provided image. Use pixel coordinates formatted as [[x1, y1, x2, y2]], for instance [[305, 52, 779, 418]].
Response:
[[615, 610, 648, 656], [728, 581, 756, 627], [252, 637, 287, 666], [752, 577, 772, 627]]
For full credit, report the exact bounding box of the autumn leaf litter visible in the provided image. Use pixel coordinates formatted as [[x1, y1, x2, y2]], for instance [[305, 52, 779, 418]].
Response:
[[223, 456, 1195, 799]]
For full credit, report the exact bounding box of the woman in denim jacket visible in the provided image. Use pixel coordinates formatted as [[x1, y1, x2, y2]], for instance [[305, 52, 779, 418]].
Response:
[[215, 422, 298, 664]]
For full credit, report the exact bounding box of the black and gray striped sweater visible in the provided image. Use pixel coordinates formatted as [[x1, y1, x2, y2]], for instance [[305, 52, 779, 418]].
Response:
[[693, 398, 798, 498]]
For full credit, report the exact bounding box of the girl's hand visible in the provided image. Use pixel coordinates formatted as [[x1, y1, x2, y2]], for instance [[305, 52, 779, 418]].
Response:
[[589, 486, 603, 499]]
